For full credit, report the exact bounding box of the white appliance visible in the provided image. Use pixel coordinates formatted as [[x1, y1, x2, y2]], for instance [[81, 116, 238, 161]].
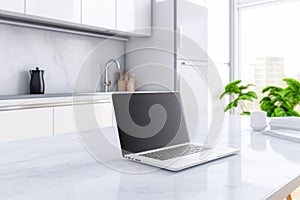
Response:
[[177, 59, 208, 139], [126, 0, 209, 135], [176, 0, 209, 136], [112, 92, 239, 171], [126, 0, 207, 88]]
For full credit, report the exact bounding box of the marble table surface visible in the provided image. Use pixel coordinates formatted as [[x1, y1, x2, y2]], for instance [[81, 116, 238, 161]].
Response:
[[1, 116, 300, 200]]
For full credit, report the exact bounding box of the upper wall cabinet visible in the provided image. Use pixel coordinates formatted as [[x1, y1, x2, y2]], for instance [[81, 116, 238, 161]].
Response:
[[82, 0, 115, 30], [0, 0, 24, 13], [26, 0, 81, 23], [116, 0, 151, 36], [0, 0, 151, 37]]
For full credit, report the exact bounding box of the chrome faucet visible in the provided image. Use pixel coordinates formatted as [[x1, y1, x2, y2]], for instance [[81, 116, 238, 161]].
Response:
[[104, 59, 121, 92]]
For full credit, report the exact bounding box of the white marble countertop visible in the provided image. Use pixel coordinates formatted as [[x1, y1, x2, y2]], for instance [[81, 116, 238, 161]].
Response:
[[0, 92, 114, 101], [1, 116, 300, 200], [0, 91, 174, 111], [0, 92, 113, 111]]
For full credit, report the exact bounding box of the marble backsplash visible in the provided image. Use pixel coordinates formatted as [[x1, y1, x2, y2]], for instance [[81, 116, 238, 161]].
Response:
[[0, 23, 125, 95]]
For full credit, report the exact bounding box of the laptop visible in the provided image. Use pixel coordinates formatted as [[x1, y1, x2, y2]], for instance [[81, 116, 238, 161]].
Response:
[[112, 92, 239, 171]]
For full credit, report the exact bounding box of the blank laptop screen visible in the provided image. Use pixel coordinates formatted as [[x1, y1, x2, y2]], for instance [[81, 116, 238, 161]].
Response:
[[112, 92, 190, 155]]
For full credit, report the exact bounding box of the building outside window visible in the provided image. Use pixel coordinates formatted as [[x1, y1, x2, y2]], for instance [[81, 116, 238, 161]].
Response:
[[237, 0, 300, 111]]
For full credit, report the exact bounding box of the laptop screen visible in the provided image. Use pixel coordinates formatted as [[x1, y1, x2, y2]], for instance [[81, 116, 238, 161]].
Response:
[[112, 92, 190, 155]]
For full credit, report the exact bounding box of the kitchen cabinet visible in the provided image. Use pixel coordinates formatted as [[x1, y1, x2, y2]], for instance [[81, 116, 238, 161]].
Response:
[[26, 0, 81, 23], [116, 0, 151, 36], [94, 103, 114, 128], [0, 0, 24, 13], [0, 108, 53, 142], [0, 0, 152, 37], [82, 0, 115, 30], [54, 103, 113, 135]]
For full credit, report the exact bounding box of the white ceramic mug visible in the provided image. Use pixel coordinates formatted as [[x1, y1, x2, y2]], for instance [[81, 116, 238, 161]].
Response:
[[250, 111, 268, 131]]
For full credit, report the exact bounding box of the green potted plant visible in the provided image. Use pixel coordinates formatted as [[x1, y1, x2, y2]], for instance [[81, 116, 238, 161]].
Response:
[[220, 80, 258, 115], [260, 78, 300, 117]]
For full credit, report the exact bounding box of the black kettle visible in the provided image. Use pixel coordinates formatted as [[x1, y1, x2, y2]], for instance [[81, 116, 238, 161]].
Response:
[[30, 67, 45, 94]]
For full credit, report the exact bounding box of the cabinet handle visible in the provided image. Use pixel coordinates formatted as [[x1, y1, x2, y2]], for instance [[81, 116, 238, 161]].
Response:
[[181, 61, 206, 67], [178, 26, 183, 49]]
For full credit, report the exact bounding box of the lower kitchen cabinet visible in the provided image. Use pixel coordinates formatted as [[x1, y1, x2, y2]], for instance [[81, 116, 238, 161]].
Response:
[[0, 101, 114, 142], [54, 103, 113, 135], [0, 107, 53, 142], [94, 103, 114, 128]]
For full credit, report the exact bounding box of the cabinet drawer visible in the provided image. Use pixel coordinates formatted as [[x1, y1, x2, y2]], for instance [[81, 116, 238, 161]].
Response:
[[0, 107, 53, 142], [54, 103, 113, 135]]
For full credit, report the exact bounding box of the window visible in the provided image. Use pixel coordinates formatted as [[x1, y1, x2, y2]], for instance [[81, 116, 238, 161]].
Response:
[[238, 0, 300, 110]]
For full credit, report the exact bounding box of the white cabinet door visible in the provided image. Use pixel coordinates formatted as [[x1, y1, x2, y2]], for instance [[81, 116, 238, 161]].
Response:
[[82, 0, 115, 30], [94, 103, 114, 128], [177, 60, 208, 137], [54, 103, 113, 135], [177, 1, 207, 61], [0, 0, 24, 13], [116, 0, 151, 36], [26, 0, 81, 23], [0, 108, 53, 142]]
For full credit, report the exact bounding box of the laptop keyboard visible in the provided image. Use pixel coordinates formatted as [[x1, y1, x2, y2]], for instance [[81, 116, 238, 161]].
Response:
[[140, 144, 212, 161]]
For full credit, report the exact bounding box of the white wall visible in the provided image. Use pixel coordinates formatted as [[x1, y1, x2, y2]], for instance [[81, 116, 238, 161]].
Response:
[[0, 24, 125, 95]]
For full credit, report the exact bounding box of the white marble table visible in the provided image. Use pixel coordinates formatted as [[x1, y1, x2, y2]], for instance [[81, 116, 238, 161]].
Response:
[[1, 116, 300, 200]]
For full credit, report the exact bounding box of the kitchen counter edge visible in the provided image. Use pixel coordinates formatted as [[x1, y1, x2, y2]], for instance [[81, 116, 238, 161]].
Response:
[[0, 93, 113, 111]]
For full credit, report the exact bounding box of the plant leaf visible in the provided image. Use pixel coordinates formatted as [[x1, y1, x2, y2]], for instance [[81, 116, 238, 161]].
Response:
[[229, 80, 242, 86], [224, 80, 241, 89], [241, 111, 251, 116], [224, 80, 242, 94], [246, 91, 258, 99], [266, 111, 273, 117], [226, 85, 240, 94], [283, 78, 300, 91], [286, 110, 300, 117], [273, 107, 287, 117], [224, 101, 238, 112], [239, 83, 255, 91], [280, 101, 293, 111], [238, 94, 254, 101], [239, 86, 248, 90], [260, 97, 271, 104], [260, 100, 274, 112], [262, 86, 282, 93], [219, 91, 227, 99]]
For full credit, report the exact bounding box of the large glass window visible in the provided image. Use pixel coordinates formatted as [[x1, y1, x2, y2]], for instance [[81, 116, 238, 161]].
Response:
[[239, 0, 300, 110]]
